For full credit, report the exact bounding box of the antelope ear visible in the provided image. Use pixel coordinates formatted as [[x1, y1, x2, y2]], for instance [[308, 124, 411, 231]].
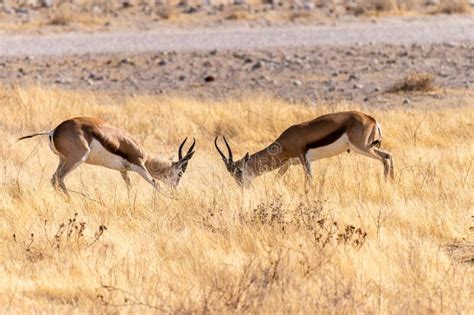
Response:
[[244, 152, 250, 163]]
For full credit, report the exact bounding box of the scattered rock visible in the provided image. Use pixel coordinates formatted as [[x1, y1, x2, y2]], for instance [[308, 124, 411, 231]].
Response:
[[303, 2, 315, 10], [251, 61, 264, 70], [293, 80, 302, 86], [244, 57, 253, 64], [88, 72, 104, 81], [353, 83, 363, 89], [119, 58, 135, 66], [204, 75, 215, 82], [348, 73, 358, 81], [122, 0, 132, 8]]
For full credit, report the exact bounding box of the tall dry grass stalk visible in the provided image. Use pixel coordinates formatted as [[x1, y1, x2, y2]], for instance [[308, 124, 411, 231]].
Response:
[[0, 86, 472, 313]]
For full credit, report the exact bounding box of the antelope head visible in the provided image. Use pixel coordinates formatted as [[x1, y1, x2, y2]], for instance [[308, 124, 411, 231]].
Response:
[[214, 136, 250, 187], [147, 138, 196, 187]]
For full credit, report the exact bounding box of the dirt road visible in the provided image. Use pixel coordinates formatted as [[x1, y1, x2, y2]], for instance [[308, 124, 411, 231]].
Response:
[[1, 16, 473, 57]]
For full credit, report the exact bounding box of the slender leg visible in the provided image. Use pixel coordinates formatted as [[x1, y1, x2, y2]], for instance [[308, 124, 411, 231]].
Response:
[[374, 148, 394, 180], [51, 157, 65, 191], [298, 153, 313, 193], [131, 164, 158, 190], [353, 146, 393, 180], [276, 162, 290, 178], [121, 171, 132, 188], [56, 156, 88, 199]]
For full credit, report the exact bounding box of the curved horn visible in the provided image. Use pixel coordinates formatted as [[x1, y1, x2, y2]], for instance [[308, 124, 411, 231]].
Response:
[[186, 138, 196, 157], [214, 136, 228, 163], [222, 135, 233, 162], [178, 137, 187, 160]]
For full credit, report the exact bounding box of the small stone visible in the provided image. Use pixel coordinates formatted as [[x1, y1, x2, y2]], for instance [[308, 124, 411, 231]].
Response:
[[88, 72, 104, 81], [348, 73, 358, 81], [184, 6, 198, 14], [157, 59, 167, 66], [374, 86, 381, 92], [403, 99, 411, 104], [353, 84, 363, 89], [293, 80, 302, 86], [119, 58, 135, 66], [251, 61, 264, 70], [15, 7, 29, 14], [303, 2, 315, 10], [209, 49, 218, 55], [41, 0, 54, 8], [122, 0, 132, 8], [178, 75, 186, 81], [204, 75, 215, 82]]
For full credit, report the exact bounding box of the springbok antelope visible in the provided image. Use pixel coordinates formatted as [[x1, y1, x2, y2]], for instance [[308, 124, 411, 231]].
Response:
[[215, 111, 393, 187], [18, 117, 195, 197]]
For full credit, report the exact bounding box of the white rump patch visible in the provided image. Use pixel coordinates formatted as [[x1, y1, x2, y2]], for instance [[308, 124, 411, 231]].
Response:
[[376, 121, 382, 139], [306, 133, 350, 161], [86, 139, 130, 171], [48, 129, 61, 156]]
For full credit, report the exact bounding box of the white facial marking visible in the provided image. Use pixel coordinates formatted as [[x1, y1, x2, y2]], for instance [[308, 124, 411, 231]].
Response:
[[86, 139, 129, 171], [306, 133, 350, 161]]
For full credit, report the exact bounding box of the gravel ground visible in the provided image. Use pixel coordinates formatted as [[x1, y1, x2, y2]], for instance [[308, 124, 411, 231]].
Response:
[[1, 16, 473, 107], [1, 42, 472, 107], [1, 16, 473, 57]]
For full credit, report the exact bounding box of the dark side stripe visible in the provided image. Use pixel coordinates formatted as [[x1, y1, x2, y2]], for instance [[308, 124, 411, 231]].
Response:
[[306, 126, 347, 150], [90, 132, 131, 163]]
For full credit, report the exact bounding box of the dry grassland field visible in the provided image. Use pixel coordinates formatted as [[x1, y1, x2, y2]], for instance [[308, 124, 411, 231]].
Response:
[[0, 86, 472, 313]]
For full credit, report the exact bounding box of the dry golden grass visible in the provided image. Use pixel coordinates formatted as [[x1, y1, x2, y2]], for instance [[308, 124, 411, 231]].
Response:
[[0, 86, 473, 313]]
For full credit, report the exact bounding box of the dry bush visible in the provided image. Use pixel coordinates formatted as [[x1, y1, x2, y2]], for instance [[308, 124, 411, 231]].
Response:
[[388, 72, 435, 92], [225, 7, 255, 20], [0, 86, 472, 313], [351, 0, 424, 15], [434, 0, 471, 14], [48, 12, 70, 26], [11, 213, 107, 263], [156, 5, 177, 20]]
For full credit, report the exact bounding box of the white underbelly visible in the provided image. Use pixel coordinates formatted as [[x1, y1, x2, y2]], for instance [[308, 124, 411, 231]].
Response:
[[86, 139, 130, 171], [306, 133, 350, 161]]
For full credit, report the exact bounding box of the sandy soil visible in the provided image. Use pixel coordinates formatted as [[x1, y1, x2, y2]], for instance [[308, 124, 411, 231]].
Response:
[[1, 16, 473, 56]]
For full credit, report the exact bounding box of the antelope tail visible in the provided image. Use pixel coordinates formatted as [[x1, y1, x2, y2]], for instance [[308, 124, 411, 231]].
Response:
[[17, 131, 50, 141]]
